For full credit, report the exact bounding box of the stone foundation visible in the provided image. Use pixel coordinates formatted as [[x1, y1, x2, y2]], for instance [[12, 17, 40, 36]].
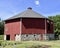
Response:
[[4, 34, 54, 41], [21, 34, 54, 41], [15, 34, 21, 41], [47, 34, 54, 40], [21, 34, 41, 41]]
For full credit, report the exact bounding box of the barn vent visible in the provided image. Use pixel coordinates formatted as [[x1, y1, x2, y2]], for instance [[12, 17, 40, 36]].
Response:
[[27, 7, 32, 10]]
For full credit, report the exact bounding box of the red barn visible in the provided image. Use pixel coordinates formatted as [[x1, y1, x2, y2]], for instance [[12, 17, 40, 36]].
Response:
[[4, 7, 54, 41]]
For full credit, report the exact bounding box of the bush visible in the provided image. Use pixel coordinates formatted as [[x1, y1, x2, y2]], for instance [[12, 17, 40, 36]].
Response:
[[59, 35, 60, 40], [4, 45, 13, 48], [0, 35, 4, 40], [1, 41, 7, 47], [25, 44, 41, 48], [0, 40, 3, 46], [1, 41, 22, 47]]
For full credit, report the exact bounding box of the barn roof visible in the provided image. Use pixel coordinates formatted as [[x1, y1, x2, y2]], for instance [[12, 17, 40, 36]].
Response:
[[5, 7, 46, 20]]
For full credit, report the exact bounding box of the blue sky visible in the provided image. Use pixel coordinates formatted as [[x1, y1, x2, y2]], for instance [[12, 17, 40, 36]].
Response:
[[0, 0, 60, 20]]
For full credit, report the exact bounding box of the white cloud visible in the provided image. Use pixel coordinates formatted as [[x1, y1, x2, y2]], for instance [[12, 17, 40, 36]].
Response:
[[35, 0, 40, 5]]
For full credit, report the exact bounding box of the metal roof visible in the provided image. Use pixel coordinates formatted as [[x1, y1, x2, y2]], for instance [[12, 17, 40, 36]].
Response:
[[5, 7, 46, 20]]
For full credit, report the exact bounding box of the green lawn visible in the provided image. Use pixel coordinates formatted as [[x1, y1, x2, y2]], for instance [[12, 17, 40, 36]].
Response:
[[0, 35, 4, 40], [0, 40, 60, 48], [20, 40, 60, 48]]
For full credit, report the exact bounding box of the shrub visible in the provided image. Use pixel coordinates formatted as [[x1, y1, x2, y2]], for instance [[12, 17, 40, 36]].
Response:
[[0, 35, 4, 40], [1, 41, 7, 47], [25, 44, 41, 48], [4, 46, 13, 48], [1, 41, 22, 47], [0, 40, 3, 46]]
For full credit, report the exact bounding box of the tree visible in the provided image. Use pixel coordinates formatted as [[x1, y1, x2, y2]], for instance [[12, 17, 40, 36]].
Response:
[[0, 19, 4, 35], [48, 15, 60, 39]]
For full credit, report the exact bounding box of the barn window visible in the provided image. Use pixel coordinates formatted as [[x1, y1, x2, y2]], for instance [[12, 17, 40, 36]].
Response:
[[15, 34, 16, 36], [34, 34, 36, 37], [26, 35, 28, 37], [47, 23, 50, 30]]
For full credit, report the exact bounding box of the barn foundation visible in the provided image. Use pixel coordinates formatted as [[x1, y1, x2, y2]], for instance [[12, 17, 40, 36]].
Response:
[[21, 34, 54, 41]]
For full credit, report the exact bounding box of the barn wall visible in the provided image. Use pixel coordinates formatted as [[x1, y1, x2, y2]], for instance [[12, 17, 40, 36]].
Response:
[[46, 19, 54, 34], [22, 18, 45, 34], [4, 18, 20, 40], [4, 18, 54, 41], [21, 18, 54, 40]]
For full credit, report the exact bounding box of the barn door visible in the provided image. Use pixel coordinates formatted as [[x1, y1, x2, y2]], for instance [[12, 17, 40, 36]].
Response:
[[6, 35, 10, 40]]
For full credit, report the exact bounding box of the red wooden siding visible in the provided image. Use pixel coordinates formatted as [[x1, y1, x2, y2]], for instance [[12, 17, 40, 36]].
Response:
[[22, 18, 45, 34], [4, 18, 54, 40], [46, 20, 54, 34], [4, 18, 20, 40]]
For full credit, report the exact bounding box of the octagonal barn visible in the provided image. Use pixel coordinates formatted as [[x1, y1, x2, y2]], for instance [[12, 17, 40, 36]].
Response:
[[4, 7, 54, 41]]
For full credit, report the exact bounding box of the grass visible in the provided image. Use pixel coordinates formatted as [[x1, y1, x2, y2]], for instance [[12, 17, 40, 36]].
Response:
[[0, 40, 60, 48], [21, 40, 60, 48], [0, 35, 4, 40]]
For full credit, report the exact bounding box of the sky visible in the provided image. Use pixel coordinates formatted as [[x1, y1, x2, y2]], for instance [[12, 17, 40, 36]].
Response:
[[0, 0, 60, 20]]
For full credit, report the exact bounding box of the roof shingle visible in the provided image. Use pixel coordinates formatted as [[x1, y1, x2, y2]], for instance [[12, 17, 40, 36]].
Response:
[[6, 7, 46, 20]]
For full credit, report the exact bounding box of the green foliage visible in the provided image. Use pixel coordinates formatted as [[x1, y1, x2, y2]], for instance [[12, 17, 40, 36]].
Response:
[[0, 35, 4, 40], [1, 41, 7, 47], [0, 41, 22, 47], [0, 40, 3, 46], [48, 15, 60, 33], [0, 41, 60, 48], [4, 46, 13, 48], [0, 20, 4, 35], [48, 15, 60, 39]]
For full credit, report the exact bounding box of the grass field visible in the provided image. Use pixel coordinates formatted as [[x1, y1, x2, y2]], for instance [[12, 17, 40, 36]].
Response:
[[0, 40, 60, 48], [0, 35, 4, 40], [20, 40, 60, 48]]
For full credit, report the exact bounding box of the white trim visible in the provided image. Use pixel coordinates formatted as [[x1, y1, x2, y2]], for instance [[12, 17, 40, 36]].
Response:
[[20, 18, 22, 41], [4, 35, 6, 40], [45, 18, 47, 40]]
